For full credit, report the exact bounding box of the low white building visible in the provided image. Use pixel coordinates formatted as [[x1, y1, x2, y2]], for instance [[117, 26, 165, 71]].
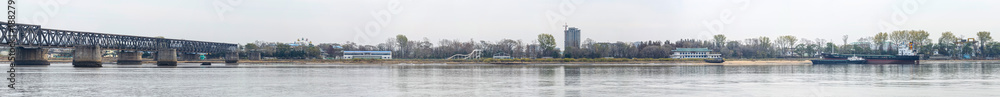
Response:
[[492, 55, 512, 59], [670, 48, 721, 59], [343, 51, 392, 59]]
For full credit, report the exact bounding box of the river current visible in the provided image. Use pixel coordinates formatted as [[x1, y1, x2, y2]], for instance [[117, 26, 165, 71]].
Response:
[[3, 62, 1000, 96]]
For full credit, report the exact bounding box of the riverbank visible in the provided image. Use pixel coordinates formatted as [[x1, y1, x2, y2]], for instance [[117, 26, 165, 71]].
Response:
[[0, 58, 809, 66], [5, 59, 995, 66], [229, 59, 994, 66], [220, 59, 814, 66]]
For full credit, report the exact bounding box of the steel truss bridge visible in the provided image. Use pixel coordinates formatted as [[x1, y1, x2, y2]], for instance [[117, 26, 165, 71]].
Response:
[[0, 22, 237, 53]]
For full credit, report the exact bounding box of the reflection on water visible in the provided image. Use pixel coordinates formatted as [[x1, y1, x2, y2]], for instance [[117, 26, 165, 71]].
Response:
[[2, 63, 1000, 96]]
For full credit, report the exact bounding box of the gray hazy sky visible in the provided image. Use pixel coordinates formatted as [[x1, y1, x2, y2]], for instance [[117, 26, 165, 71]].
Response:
[[15, 0, 1000, 45]]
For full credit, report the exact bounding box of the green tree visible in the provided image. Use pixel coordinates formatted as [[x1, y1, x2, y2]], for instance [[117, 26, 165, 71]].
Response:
[[825, 42, 837, 53], [776, 35, 797, 56], [986, 42, 1000, 57], [713, 34, 726, 48], [639, 46, 669, 58], [396, 34, 408, 58], [911, 30, 930, 44], [760, 36, 771, 48], [759, 36, 772, 57], [537, 34, 557, 57], [938, 32, 958, 56], [275, 43, 292, 58], [910, 30, 930, 54], [978, 31, 992, 56], [538, 34, 556, 50], [396, 35, 409, 47], [793, 44, 806, 56], [889, 30, 930, 53], [244, 43, 258, 52], [962, 42, 975, 57], [306, 46, 322, 59], [874, 32, 889, 53], [940, 32, 958, 44]]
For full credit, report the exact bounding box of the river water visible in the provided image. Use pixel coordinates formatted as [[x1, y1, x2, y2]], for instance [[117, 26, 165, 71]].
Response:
[[3, 62, 1000, 96]]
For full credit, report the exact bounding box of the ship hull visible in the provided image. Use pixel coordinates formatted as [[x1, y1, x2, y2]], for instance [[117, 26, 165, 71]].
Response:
[[810, 60, 866, 64], [821, 53, 919, 64], [704, 58, 725, 63], [865, 59, 918, 64]]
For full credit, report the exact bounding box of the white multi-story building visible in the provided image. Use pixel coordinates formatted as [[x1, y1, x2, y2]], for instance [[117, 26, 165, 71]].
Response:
[[670, 48, 721, 59], [343, 51, 392, 59]]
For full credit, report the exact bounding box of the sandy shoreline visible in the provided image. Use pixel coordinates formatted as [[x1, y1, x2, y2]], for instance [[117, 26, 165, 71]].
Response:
[[204, 60, 815, 66], [686, 60, 812, 65]]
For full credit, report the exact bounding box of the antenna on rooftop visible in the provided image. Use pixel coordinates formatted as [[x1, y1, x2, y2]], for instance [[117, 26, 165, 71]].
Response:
[[563, 23, 568, 31]]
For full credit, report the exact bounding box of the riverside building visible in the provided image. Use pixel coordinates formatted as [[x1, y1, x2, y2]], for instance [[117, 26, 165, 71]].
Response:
[[670, 48, 721, 59], [343, 51, 392, 59]]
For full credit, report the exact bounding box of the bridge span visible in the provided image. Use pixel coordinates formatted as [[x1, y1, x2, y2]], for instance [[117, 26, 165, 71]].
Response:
[[2, 23, 240, 67]]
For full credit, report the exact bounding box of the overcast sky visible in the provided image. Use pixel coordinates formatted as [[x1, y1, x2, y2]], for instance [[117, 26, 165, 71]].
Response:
[[14, 0, 1000, 46]]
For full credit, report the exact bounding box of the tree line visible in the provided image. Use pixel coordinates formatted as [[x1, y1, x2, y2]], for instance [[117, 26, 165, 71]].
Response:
[[240, 30, 999, 59]]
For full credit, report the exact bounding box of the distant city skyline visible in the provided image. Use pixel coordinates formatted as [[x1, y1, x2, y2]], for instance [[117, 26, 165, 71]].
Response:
[[13, 0, 1000, 46]]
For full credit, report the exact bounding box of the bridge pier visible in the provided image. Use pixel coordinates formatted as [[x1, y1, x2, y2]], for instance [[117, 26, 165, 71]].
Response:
[[117, 50, 142, 65], [156, 49, 177, 66], [12, 47, 50, 65], [226, 52, 238, 63], [73, 45, 103, 67], [248, 52, 260, 60]]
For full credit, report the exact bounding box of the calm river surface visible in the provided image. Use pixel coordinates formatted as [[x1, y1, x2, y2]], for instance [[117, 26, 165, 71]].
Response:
[[3, 62, 1000, 96]]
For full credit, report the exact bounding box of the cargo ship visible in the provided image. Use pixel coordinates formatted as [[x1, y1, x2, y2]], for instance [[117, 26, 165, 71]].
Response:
[[819, 53, 918, 64], [812, 56, 867, 64], [817, 42, 920, 64]]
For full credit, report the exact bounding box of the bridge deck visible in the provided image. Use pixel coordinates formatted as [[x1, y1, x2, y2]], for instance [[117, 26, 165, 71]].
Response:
[[0, 23, 237, 53]]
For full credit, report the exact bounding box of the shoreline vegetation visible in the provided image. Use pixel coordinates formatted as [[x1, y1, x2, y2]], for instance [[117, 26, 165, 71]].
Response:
[[211, 59, 997, 65], [4, 58, 992, 66], [243, 31, 1000, 65]]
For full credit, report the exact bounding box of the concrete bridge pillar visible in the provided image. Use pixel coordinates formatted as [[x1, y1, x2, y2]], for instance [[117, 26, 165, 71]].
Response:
[[117, 50, 142, 65], [157, 49, 177, 66], [72, 45, 103, 67], [248, 52, 261, 60], [226, 52, 238, 63], [12, 47, 50, 65]]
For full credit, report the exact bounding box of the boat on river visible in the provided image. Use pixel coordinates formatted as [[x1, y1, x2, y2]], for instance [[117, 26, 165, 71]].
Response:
[[704, 58, 724, 63], [811, 56, 866, 64], [812, 42, 921, 64]]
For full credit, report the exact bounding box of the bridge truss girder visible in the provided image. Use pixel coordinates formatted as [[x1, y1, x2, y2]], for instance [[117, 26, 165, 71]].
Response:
[[0, 23, 237, 53]]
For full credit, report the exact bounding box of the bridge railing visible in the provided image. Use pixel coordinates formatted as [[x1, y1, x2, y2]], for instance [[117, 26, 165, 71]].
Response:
[[0, 23, 238, 53]]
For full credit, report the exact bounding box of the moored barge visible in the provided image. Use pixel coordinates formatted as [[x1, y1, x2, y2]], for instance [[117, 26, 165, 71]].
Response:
[[815, 42, 921, 64]]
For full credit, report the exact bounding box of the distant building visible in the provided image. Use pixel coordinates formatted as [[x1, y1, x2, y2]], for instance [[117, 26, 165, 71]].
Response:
[[564, 27, 581, 49], [492, 52, 512, 59], [851, 42, 874, 50], [670, 48, 721, 59], [343, 51, 392, 59], [492, 56, 512, 59]]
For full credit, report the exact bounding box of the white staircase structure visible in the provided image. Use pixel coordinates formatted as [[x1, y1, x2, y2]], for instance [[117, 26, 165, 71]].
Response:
[[446, 49, 483, 59]]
